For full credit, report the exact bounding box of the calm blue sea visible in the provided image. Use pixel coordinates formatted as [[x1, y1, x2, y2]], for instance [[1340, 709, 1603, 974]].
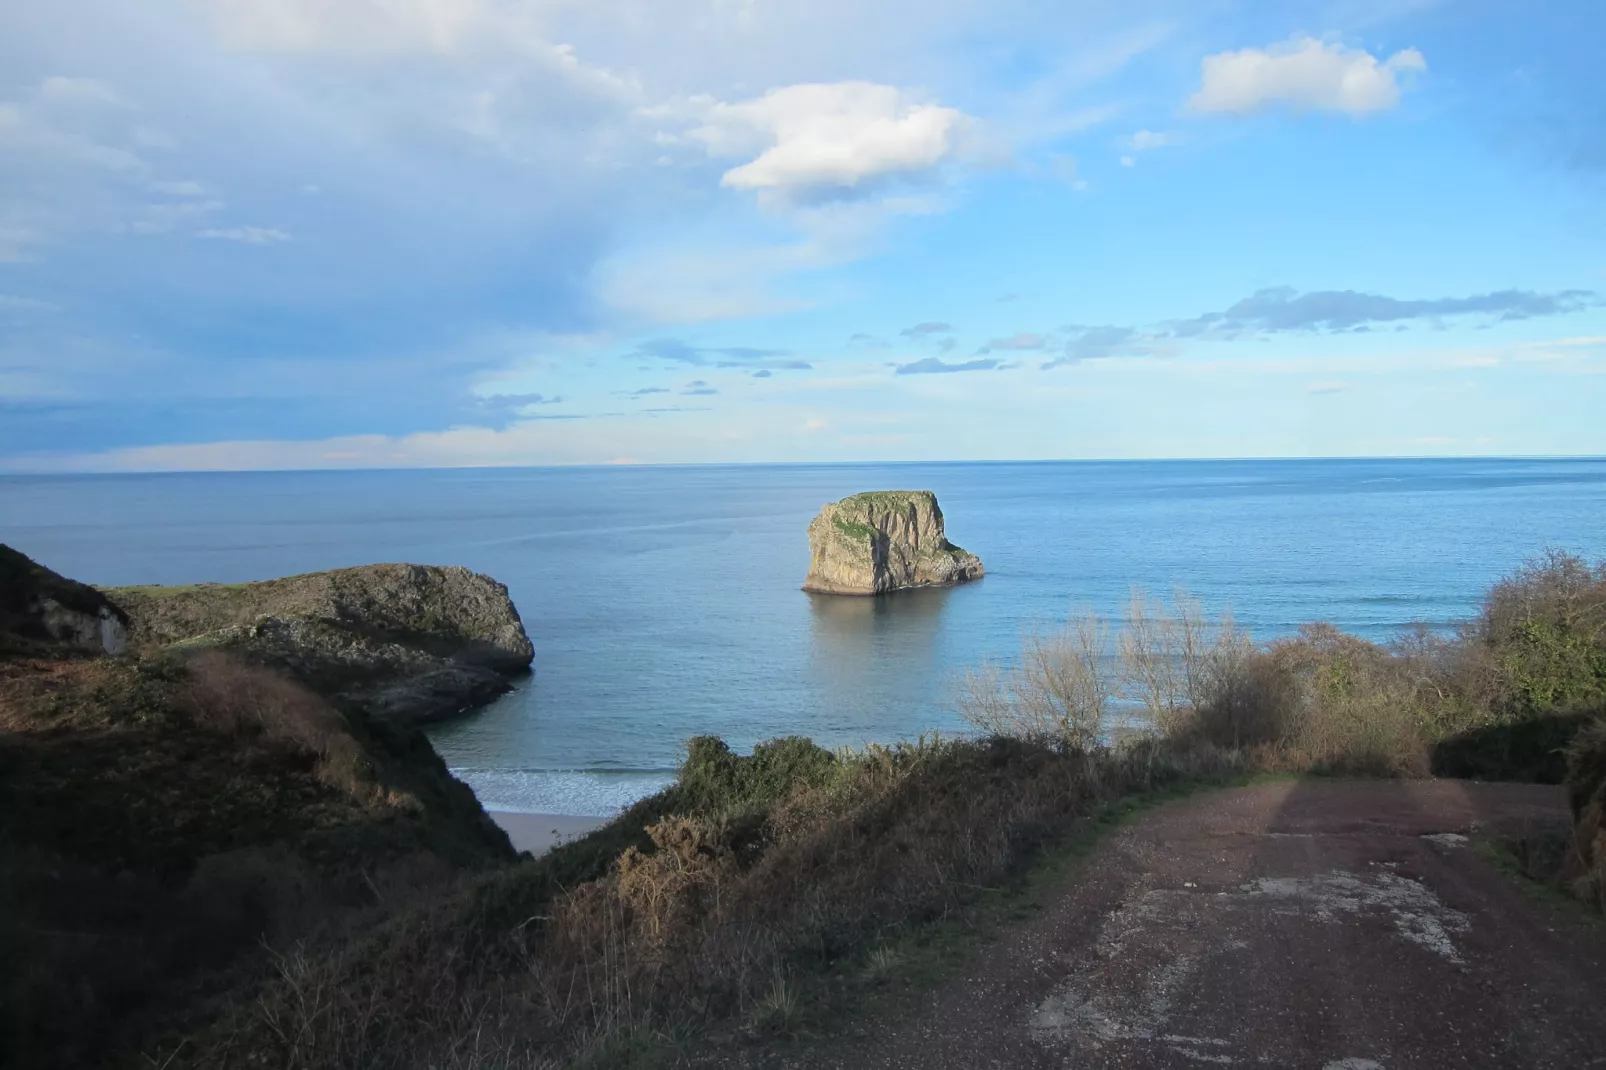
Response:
[[5, 459, 1606, 815]]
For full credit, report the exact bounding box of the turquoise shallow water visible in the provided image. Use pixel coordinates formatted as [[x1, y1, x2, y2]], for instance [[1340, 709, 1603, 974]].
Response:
[[5, 458, 1606, 814]]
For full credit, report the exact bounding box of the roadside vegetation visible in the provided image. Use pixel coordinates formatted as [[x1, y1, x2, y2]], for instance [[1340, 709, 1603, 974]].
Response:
[[957, 548, 1606, 911], [186, 734, 1246, 1070], [958, 550, 1606, 779], [180, 550, 1605, 1068], [6, 548, 1606, 1069]]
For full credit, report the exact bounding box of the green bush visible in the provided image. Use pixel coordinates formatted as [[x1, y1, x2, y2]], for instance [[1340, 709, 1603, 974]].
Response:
[[675, 735, 839, 816], [1564, 715, 1606, 911], [1181, 553, 1606, 779], [1430, 713, 1592, 783], [1477, 550, 1606, 718]]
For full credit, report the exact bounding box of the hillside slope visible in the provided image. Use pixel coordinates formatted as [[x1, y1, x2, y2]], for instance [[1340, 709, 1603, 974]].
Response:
[[0, 547, 516, 1069]]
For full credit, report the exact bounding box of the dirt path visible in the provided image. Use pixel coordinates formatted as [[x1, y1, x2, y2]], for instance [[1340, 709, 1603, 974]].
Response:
[[789, 779, 1606, 1069]]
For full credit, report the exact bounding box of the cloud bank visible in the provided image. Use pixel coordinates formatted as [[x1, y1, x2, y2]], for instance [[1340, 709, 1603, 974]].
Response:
[[690, 82, 974, 204], [1041, 286, 1599, 366], [1190, 36, 1426, 117]]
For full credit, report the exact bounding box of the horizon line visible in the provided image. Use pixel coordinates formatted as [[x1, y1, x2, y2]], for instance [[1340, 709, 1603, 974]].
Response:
[[3, 453, 1605, 478]]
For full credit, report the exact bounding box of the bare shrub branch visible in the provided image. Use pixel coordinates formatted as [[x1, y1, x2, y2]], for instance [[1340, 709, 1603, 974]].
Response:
[[956, 610, 1111, 747]]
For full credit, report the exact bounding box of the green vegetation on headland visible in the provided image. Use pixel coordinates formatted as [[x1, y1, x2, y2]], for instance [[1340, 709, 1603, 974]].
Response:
[[103, 582, 250, 599], [837, 489, 939, 511], [2, 546, 1604, 1069], [830, 514, 878, 541]]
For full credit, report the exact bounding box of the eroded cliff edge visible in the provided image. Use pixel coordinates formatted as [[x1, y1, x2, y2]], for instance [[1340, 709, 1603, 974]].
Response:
[[106, 562, 535, 725], [0, 546, 517, 1065], [802, 490, 984, 595]]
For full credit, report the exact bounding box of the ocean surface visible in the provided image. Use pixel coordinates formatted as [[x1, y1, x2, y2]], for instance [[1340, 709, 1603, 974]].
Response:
[[5, 458, 1606, 815]]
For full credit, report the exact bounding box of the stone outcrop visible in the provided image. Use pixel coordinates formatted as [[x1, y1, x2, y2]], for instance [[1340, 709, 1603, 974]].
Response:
[[0, 543, 128, 656], [802, 490, 984, 595], [106, 563, 534, 724]]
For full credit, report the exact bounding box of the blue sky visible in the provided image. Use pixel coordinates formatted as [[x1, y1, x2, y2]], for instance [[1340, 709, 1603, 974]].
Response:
[[1, 0, 1602, 470]]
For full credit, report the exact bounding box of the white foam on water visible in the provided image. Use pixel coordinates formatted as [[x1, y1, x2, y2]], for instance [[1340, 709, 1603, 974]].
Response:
[[452, 768, 676, 817]]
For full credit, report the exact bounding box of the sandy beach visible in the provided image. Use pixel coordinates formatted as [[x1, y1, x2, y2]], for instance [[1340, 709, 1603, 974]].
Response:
[[490, 812, 611, 856]]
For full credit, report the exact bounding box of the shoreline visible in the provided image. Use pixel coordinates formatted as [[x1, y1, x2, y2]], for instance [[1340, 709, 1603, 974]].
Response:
[[489, 811, 611, 856]]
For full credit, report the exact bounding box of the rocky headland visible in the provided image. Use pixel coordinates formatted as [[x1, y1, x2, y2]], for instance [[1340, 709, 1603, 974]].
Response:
[[0, 546, 519, 1065], [106, 562, 534, 725], [802, 490, 985, 595]]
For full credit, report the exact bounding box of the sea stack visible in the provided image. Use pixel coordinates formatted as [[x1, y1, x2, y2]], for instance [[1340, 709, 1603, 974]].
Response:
[[802, 490, 984, 595]]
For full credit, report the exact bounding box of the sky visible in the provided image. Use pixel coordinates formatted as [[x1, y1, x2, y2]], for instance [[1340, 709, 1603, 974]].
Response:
[[1, 0, 1603, 471]]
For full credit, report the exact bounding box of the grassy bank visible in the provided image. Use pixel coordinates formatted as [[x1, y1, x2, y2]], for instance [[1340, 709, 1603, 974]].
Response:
[[9, 549, 1606, 1069], [182, 735, 1249, 1068], [0, 653, 513, 1069]]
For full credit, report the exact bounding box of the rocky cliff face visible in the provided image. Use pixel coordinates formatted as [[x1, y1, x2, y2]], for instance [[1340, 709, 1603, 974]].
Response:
[[107, 563, 534, 725], [0, 543, 128, 656], [0, 547, 517, 1067], [802, 491, 985, 595]]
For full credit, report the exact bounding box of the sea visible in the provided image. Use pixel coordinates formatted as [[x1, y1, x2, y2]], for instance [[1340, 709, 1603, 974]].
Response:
[[5, 458, 1606, 816]]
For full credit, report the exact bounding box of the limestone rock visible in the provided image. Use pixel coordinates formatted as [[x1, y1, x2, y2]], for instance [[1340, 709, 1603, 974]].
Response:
[[106, 563, 533, 724], [802, 490, 984, 595], [0, 543, 128, 656]]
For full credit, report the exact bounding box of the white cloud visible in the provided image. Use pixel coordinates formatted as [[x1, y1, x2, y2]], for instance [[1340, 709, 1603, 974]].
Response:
[[0, 76, 190, 256], [125, 198, 224, 234], [687, 82, 973, 203], [1188, 36, 1426, 117], [0, 84, 146, 175], [197, 225, 292, 244], [1124, 129, 1183, 151]]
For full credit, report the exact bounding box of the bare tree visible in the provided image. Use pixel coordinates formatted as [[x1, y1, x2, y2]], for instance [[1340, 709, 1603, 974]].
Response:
[[1118, 588, 1251, 735], [956, 610, 1112, 748], [960, 591, 1248, 744]]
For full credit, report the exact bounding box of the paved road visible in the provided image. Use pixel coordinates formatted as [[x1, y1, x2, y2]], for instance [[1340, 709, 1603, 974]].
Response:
[[800, 779, 1606, 1069]]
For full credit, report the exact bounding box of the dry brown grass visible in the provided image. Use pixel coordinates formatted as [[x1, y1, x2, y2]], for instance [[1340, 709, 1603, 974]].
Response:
[[188, 734, 1244, 1069], [174, 651, 378, 800]]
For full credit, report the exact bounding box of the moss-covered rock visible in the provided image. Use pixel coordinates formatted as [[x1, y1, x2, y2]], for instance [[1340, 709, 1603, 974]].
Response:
[[802, 490, 984, 595]]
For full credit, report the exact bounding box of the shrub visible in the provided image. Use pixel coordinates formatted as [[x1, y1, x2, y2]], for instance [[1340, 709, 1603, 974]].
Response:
[[1118, 591, 1251, 735], [202, 734, 1245, 1069], [1181, 624, 1431, 776], [1184, 648, 1299, 750], [1430, 713, 1592, 783], [959, 593, 1251, 747], [956, 612, 1112, 747], [1476, 550, 1606, 718], [174, 650, 375, 798], [1564, 715, 1606, 911], [674, 735, 838, 816]]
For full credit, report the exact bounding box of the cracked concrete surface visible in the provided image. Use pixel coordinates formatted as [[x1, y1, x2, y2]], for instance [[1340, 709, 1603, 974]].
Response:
[[783, 779, 1606, 1070]]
